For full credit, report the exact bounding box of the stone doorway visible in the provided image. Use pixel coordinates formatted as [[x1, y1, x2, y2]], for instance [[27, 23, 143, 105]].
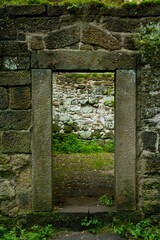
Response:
[[32, 66, 136, 212]]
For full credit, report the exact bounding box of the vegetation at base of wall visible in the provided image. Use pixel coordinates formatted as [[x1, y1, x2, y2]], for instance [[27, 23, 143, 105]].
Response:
[[53, 133, 114, 153], [81, 217, 160, 238], [0, 224, 56, 240], [99, 194, 113, 206], [112, 218, 160, 240], [137, 22, 160, 63]]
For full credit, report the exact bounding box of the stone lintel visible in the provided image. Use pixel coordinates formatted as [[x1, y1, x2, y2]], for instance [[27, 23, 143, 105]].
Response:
[[31, 50, 137, 71], [32, 69, 52, 212]]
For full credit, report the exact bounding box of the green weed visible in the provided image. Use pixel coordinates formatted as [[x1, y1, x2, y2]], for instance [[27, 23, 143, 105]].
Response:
[[99, 194, 113, 206], [112, 218, 160, 240], [0, 224, 55, 240], [81, 217, 101, 233], [53, 133, 114, 153]]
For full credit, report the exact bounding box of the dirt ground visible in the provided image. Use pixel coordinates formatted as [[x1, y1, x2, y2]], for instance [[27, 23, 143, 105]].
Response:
[[52, 153, 114, 207]]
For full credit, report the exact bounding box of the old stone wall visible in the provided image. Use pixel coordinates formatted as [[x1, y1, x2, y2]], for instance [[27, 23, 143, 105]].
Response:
[[0, 3, 160, 220], [53, 73, 114, 140]]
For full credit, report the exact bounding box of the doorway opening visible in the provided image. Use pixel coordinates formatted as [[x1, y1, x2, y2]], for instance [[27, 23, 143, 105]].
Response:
[[52, 72, 115, 208]]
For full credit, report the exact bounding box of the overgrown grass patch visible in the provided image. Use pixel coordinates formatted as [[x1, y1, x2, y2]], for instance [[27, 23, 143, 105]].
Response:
[[53, 133, 114, 154], [0, 224, 57, 240]]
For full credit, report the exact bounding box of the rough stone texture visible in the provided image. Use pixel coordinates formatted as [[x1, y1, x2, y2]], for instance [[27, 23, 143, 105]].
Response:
[[32, 69, 52, 211], [0, 110, 31, 130], [0, 20, 17, 40], [31, 50, 138, 70], [0, 180, 15, 200], [0, 71, 31, 86], [0, 87, 8, 109], [82, 25, 122, 50], [0, 41, 30, 57], [3, 57, 30, 70], [15, 17, 59, 32], [45, 25, 80, 49], [6, 5, 46, 16], [115, 70, 136, 211], [101, 17, 140, 32], [9, 86, 31, 110], [2, 131, 31, 153], [52, 73, 114, 139], [141, 131, 157, 152], [30, 36, 44, 50]]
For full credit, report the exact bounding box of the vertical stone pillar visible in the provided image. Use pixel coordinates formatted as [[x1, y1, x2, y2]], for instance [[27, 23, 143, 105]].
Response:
[[115, 70, 136, 211], [32, 69, 52, 211]]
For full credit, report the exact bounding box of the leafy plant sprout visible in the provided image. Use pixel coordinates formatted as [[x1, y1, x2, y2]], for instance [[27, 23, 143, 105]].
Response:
[[99, 194, 113, 206]]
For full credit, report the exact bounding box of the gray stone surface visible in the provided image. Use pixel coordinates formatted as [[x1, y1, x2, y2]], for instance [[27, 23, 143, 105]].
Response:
[[115, 70, 136, 211], [2, 131, 31, 153], [45, 25, 80, 49], [3, 57, 30, 70], [0, 41, 30, 56], [82, 25, 122, 50], [31, 50, 137, 70], [0, 110, 31, 130], [0, 71, 31, 86], [0, 87, 8, 109], [9, 86, 31, 109], [6, 5, 46, 16], [141, 131, 157, 152], [55, 232, 126, 240], [32, 69, 52, 211], [0, 20, 16, 40], [15, 17, 59, 32], [0, 180, 15, 200]]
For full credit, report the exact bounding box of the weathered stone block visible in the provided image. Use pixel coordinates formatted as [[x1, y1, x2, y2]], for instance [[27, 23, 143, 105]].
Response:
[[30, 36, 44, 50], [32, 69, 52, 211], [59, 14, 77, 27], [0, 7, 5, 18], [82, 25, 122, 50], [141, 177, 160, 191], [0, 41, 30, 57], [0, 180, 15, 200], [2, 131, 31, 153], [115, 70, 136, 211], [3, 57, 30, 70], [140, 67, 160, 92], [0, 20, 16, 40], [47, 5, 66, 16], [110, 3, 160, 17], [31, 50, 138, 70], [0, 71, 31, 86], [11, 154, 31, 170], [9, 86, 31, 109], [0, 87, 8, 109], [0, 110, 31, 130], [0, 155, 11, 174], [146, 154, 160, 173], [141, 92, 160, 109], [141, 131, 157, 152], [6, 5, 46, 16], [15, 17, 59, 32], [102, 17, 140, 32], [18, 192, 30, 209], [123, 34, 140, 50], [16, 167, 31, 193], [17, 33, 26, 41], [45, 25, 80, 49]]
